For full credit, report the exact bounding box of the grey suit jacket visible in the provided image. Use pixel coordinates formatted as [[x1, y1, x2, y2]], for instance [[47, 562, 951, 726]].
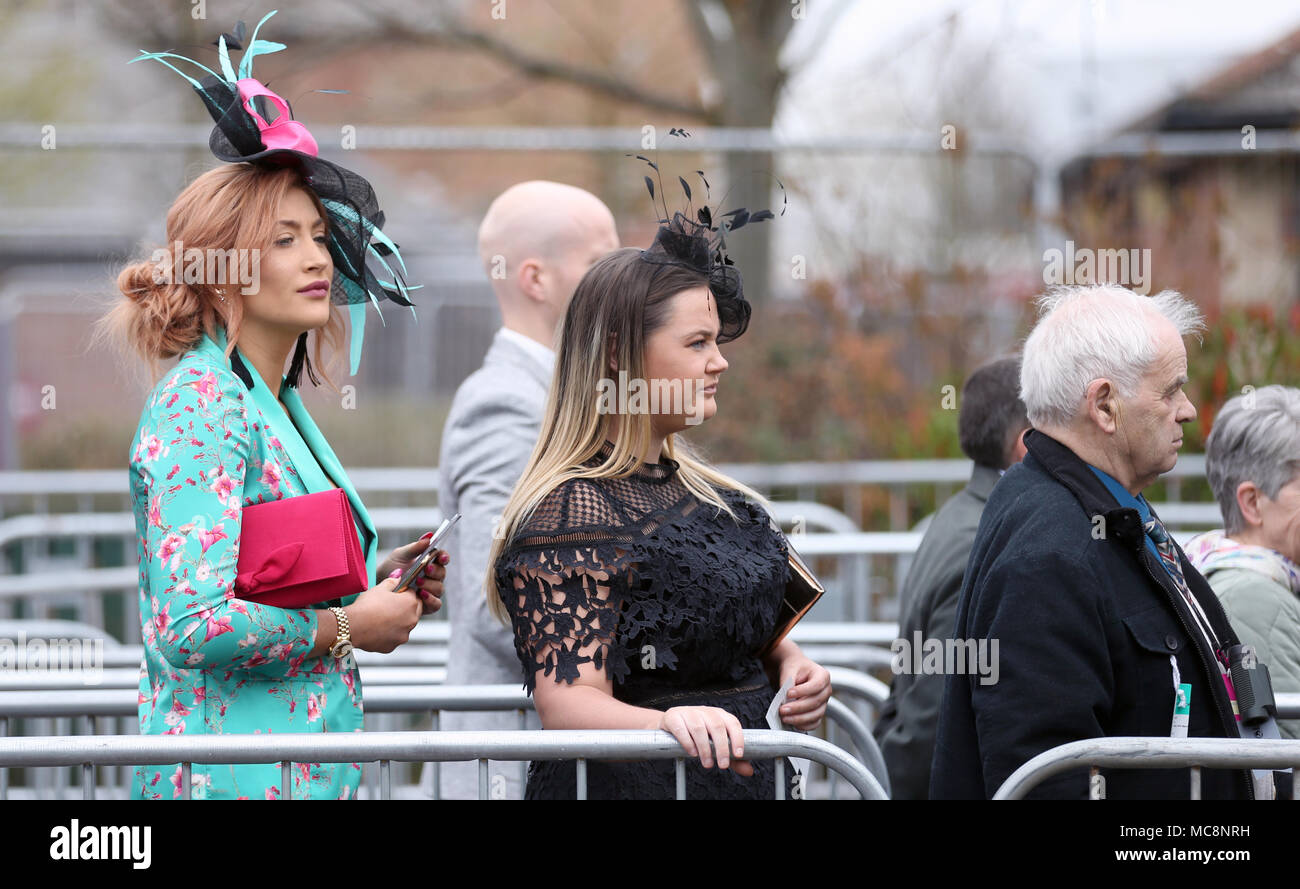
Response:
[[429, 329, 551, 798], [872, 463, 1001, 800]]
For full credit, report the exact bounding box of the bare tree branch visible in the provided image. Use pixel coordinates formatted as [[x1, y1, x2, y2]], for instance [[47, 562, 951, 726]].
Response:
[[781, 0, 857, 75], [367, 6, 712, 120]]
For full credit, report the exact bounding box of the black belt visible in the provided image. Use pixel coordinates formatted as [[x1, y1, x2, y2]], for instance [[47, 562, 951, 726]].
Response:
[[621, 670, 770, 709]]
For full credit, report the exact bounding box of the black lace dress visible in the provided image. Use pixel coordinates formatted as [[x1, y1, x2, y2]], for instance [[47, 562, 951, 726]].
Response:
[[495, 446, 797, 800]]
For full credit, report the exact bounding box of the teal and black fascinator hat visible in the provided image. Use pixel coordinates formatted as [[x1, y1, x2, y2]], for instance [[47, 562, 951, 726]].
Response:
[[131, 10, 417, 381]]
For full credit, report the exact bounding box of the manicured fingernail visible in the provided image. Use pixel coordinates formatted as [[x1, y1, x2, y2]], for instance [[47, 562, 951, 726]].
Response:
[[420, 531, 434, 540], [388, 569, 401, 579], [438, 552, 449, 564]]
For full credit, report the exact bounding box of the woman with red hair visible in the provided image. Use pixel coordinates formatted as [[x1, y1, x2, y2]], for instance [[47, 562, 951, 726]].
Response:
[[102, 13, 443, 799]]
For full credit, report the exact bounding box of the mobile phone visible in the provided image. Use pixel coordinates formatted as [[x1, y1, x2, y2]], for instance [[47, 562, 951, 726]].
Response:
[[394, 513, 461, 592]]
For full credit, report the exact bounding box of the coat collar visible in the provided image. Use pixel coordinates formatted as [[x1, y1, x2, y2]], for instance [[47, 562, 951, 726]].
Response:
[[1023, 427, 1240, 643], [967, 463, 1002, 502], [485, 327, 554, 390], [192, 327, 378, 570], [1022, 429, 1148, 546]]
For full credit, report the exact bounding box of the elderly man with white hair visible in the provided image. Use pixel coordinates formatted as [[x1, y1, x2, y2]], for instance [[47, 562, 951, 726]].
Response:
[[930, 283, 1266, 800], [429, 181, 619, 799], [1186, 385, 1300, 739]]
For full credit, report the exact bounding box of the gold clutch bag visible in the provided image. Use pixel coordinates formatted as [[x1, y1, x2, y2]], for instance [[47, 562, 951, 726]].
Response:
[[761, 539, 825, 656]]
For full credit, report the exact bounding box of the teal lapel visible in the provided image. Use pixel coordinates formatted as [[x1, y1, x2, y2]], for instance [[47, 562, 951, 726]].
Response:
[[279, 383, 379, 578], [192, 327, 379, 581]]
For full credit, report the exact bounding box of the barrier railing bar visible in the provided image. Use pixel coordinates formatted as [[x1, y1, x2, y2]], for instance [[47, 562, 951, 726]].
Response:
[[0, 730, 873, 799], [675, 759, 685, 799], [1190, 765, 1201, 800], [994, 737, 1300, 800], [824, 697, 889, 798], [431, 710, 440, 800], [824, 667, 890, 712], [576, 759, 587, 800], [0, 680, 896, 797], [8, 685, 1298, 724], [517, 708, 527, 790]]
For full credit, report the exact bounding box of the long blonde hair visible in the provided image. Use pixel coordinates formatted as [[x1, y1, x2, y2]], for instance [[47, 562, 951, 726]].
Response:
[[97, 163, 345, 388], [485, 247, 767, 622]]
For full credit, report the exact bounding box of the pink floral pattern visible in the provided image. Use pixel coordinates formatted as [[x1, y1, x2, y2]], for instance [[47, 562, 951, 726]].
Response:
[[130, 337, 368, 800]]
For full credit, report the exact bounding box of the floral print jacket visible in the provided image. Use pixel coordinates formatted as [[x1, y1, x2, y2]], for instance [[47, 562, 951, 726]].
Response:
[[129, 326, 378, 799]]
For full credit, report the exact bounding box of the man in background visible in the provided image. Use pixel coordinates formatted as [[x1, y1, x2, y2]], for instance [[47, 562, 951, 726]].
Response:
[[431, 181, 619, 799], [873, 355, 1028, 799], [931, 284, 1259, 800]]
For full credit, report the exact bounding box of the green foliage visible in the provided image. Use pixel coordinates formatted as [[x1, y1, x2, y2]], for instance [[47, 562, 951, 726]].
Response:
[[1184, 302, 1300, 451]]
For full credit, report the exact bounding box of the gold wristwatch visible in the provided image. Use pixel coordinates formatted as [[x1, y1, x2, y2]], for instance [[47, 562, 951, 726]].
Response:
[[328, 606, 353, 660]]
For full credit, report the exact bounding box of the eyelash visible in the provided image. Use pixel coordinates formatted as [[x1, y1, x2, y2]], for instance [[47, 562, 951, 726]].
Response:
[[276, 234, 329, 247], [690, 339, 708, 350]]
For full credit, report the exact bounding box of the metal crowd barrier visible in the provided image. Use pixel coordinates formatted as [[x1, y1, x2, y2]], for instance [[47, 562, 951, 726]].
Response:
[[0, 654, 898, 698], [0, 503, 894, 626], [0, 507, 1221, 630], [0, 675, 893, 799], [0, 729, 888, 800], [825, 665, 891, 711], [994, 737, 1300, 800], [0, 620, 904, 686], [0, 458, 1212, 531]]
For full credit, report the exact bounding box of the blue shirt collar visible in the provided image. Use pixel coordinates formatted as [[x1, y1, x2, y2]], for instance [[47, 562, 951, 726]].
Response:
[[1087, 465, 1152, 524]]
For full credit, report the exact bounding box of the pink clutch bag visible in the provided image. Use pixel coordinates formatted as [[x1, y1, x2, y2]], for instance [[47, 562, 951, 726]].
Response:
[[234, 488, 368, 608]]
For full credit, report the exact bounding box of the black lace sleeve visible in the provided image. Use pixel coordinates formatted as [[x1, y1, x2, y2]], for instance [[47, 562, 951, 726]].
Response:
[[495, 479, 633, 693], [496, 541, 630, 692]]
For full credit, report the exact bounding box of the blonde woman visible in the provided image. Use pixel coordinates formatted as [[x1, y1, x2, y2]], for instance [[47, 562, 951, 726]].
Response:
[[487, 214, 832, 799]]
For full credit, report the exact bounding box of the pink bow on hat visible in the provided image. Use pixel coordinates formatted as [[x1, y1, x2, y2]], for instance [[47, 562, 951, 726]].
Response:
[[235, 78, 319, 157]]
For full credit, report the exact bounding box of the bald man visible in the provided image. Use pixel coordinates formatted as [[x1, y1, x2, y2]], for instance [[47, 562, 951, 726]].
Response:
[[430, 182, 619, 799]]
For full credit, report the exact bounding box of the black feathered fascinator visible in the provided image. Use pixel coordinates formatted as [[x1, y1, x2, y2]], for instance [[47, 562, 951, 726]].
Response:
[[628, 139, 785, 344], [129, 10, 417, 379]]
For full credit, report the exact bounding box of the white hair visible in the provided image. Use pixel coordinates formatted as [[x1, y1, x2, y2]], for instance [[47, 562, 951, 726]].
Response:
[[1020, 284, 1205, 428]]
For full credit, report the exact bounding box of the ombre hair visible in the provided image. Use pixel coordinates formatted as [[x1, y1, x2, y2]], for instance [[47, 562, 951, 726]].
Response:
[[485, 247, 767, 621], [98, 163, 345, 389]]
